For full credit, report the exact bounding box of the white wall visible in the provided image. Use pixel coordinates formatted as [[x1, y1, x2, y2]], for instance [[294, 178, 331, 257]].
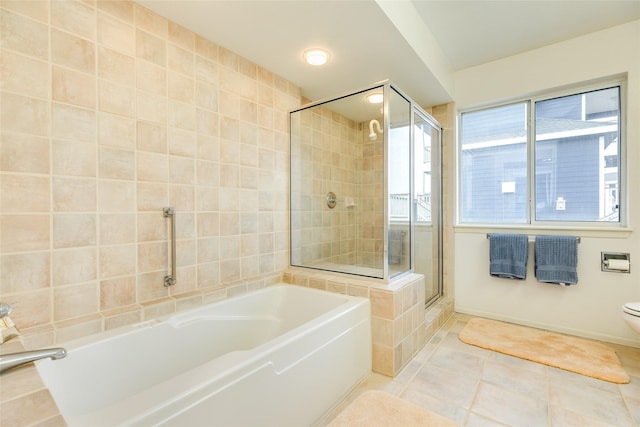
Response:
[[453, 20, 640, 347]]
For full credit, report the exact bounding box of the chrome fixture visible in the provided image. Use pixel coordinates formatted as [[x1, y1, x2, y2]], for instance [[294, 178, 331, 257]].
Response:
[[0, 303, 12, 319], [368, 119, 383, 140], [326, 192, 337, 209], [1, 348, 67, 375], [164, 207, 176, 287], [0, 303, 68, 374], [0, 302, 18, 343]]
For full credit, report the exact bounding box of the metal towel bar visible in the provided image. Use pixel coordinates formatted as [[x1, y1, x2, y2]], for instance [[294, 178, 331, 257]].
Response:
[[164, 207, 176, 287], [486, 233, 580, 244]]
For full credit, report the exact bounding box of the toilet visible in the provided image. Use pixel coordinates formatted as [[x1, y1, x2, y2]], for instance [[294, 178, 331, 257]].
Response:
[[622, 302, 640, 333]]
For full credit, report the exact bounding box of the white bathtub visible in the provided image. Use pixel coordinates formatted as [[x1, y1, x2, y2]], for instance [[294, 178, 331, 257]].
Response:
[[36, 285, 371, 427]]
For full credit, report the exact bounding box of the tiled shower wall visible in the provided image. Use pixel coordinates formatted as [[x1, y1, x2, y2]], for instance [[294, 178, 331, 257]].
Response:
[[0, 0, 301, 344], [290, 105, 386, 270], [290, 106, 359, 266], [356, 120, 384, 268]]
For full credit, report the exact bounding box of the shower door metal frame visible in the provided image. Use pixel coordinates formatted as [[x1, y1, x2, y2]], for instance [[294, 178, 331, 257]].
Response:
[[288, 80, 443, 294], [410, 106, 443, 307], [384, 83, 413, 280], [384, 82, 443, 305]]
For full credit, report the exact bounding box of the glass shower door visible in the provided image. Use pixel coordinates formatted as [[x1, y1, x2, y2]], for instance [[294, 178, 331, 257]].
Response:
[[387, 88, 412, 278], [413, 110, 442, 305]]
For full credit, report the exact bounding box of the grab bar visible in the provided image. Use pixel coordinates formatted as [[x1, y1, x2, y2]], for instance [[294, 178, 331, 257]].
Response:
[[164, 207, 176, 287]]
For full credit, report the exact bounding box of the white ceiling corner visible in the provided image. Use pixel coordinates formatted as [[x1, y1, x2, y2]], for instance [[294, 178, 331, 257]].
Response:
[[137, 0, 640, 108]]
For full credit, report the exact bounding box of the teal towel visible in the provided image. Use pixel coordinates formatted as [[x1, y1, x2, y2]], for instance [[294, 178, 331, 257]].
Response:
[[535, 236, 578, 285], [489, 234, 529, 280]]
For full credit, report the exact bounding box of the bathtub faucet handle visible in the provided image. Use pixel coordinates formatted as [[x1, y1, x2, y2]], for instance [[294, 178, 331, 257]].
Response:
[[0, 303, 19, 345], [0, 303, 12, 319]]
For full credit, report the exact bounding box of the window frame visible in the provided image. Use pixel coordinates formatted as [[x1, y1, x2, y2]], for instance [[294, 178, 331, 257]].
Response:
[[456, 79, 627, 229]]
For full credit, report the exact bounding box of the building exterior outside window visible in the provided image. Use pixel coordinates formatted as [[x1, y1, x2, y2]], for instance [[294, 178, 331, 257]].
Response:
[[459, 84, 621, 226]]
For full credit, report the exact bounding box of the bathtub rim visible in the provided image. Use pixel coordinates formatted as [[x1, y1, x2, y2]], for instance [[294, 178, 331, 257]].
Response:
[[37, 283, 368, 353], [36, 284, 372, 426]]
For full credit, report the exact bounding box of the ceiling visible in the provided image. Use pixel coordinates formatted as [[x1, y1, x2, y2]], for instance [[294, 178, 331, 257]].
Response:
[[137, 0, 640, 108]]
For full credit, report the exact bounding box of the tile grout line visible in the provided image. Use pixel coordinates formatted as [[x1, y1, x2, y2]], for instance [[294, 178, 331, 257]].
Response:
[[461, 326, 495, 426]]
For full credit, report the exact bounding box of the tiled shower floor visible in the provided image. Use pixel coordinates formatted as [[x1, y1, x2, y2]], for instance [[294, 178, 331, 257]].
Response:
[[321, 313, 640, 426]]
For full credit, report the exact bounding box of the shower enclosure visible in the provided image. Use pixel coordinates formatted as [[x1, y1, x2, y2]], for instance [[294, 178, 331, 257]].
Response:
[[290, 81, 442, 305]]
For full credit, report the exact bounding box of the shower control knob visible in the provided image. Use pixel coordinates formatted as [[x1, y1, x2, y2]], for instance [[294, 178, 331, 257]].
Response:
[[326, 192, 337, 209]]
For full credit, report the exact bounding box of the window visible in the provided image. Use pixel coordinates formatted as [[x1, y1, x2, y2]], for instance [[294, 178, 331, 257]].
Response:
[[459, 84, 622, 226]]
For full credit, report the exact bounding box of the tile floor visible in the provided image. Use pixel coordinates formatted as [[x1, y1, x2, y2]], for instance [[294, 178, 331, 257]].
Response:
[[322, 313, 640, 426]]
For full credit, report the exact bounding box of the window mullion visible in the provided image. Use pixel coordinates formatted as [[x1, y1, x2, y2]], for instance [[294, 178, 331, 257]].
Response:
[[527, 100, 535, 225]]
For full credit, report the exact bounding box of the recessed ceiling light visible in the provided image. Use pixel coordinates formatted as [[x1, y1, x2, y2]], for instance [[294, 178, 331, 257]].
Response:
[[366, 93, 383, 104], [303, 49, 330, 66]]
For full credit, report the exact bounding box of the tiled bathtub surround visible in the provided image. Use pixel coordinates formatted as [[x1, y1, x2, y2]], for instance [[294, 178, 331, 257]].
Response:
[[284, 269, 453, 377], [0, 1, 458, 424], [0, 1, 300, 423], [0, 273, 451, 427], [0, 338, 64, 426], [0, 0, 300, 344]]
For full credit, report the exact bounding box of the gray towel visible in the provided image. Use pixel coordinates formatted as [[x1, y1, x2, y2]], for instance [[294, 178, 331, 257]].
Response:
[[489, 234, 529, 279], [388, 230, 404, 265], [535, 236, 578, 285]]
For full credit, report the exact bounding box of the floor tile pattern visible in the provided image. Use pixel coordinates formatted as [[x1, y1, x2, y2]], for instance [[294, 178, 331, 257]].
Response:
[[323, 314, 640, 426]]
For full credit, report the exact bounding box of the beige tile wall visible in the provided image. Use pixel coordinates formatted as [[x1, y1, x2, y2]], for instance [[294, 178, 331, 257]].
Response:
[[290, 105, 360, 266], [0, 0, 300, 346], [0, 1, 302, 424], [356, 121, 385, 269], [0, 1, 456, 423], [290, 105, 385, 271]]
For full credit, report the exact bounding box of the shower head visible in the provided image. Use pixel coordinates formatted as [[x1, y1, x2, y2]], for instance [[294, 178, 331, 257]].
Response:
[[368, 119, 382, 141]]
